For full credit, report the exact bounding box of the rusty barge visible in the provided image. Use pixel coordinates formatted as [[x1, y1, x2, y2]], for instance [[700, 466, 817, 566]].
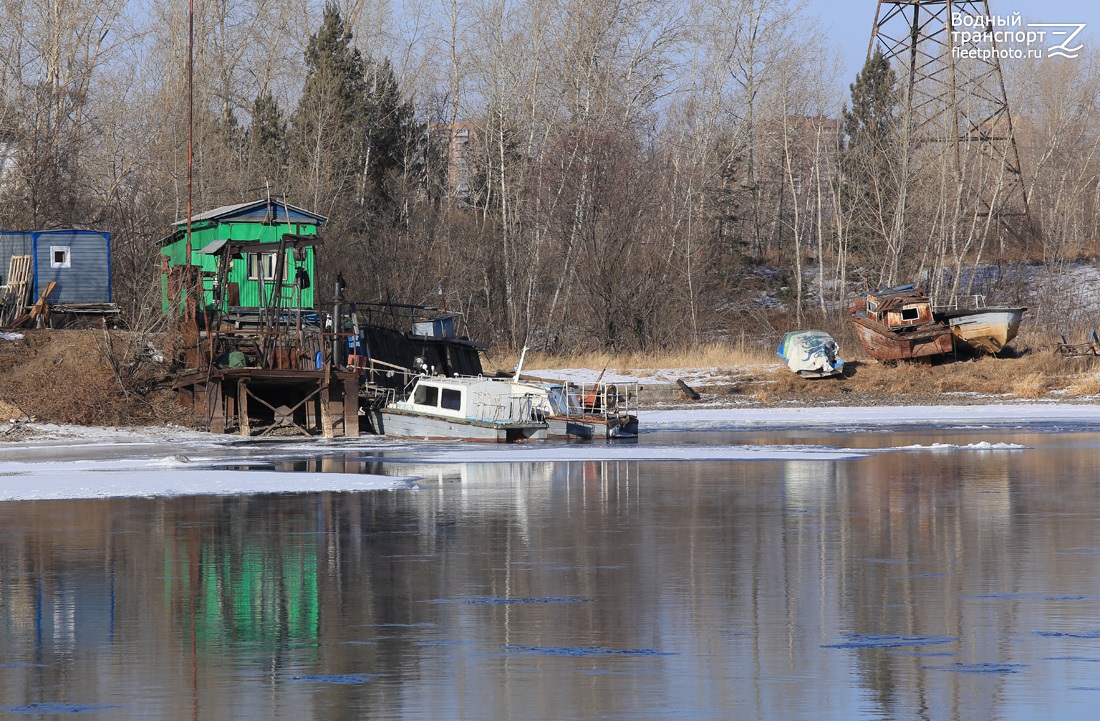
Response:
[[849, 284, 954, 362]]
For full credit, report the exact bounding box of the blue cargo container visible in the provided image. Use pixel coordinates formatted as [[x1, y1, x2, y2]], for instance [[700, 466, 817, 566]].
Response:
[[0, 229, 112, 304]]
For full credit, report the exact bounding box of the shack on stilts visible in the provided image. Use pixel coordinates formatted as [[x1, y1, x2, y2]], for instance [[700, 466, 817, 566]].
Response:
[[161, 198, 359, 438]]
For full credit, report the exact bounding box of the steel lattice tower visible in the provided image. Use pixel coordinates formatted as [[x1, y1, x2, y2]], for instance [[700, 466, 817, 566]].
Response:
[[869, 0, 1033, 236]]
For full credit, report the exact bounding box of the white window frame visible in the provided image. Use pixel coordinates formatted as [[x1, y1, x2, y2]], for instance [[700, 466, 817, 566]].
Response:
[[50, 246, 71, 269], [247, 252, 286, 281]]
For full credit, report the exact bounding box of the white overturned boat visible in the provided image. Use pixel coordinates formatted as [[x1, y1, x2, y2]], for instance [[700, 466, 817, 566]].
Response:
[[777, 330, 844, 378], [379, 376, 547, 442]]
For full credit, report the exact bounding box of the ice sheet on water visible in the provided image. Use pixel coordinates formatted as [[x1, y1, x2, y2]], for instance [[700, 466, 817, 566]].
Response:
[[823, 634, 958, 649], [292, 674, 374, 684], [501, 645, 674, 657], [2, 703, 122, 714], [893, 441, 1027, 451], [924, 663, 1026, 674]]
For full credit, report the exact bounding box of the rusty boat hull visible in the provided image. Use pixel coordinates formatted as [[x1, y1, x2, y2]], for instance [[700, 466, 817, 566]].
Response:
[[939, 307, 1026, 354], [849, 313, 955, 362]]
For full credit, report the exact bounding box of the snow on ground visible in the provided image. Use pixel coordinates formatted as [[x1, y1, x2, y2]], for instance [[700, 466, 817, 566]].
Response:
[[525, 366, 758, 387]]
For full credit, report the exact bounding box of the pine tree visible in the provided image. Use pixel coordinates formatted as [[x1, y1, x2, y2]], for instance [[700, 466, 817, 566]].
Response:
[[838, 47, 902, 267], [361, 57, 423, 208], [289, 2, 422, 224], [842, 48, 899, 155], [247, 90, 288, 191]]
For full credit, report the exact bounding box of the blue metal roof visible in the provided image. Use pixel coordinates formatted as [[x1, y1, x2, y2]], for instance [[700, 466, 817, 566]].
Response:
[[172, 199, 327, 227]]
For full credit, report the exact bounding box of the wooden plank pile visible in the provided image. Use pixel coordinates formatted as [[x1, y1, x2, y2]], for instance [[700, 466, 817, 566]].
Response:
[[0, 256, 32, 327]]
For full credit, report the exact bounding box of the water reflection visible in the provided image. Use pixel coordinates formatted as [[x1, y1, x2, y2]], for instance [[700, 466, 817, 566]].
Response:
[[2, 431, 1100, 719]]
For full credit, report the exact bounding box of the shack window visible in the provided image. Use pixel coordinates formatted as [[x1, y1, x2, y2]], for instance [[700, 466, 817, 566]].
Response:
[[247, 252, 286, 281], [50, 246, 71, 269], [414, 384, 439, 407], [440, 388, 462, 411], [901, 307, 920, 321]]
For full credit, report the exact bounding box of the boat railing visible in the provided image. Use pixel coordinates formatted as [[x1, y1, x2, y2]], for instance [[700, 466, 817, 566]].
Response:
[[348, 354, 418, 394], [935, 294, 986, 311], [555, 381, 639, 419], [475, 394, 540, 425]]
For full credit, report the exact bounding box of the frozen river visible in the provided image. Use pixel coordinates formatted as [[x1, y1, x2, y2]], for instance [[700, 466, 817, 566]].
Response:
[[3, 410, 1100, 720]]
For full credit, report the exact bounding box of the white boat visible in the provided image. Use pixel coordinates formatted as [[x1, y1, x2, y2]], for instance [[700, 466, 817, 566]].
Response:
[[379, 376, 547, 442], [512, 380, 639, 440], [777, 330, 844, 378], [937, 306, 1027, 354]]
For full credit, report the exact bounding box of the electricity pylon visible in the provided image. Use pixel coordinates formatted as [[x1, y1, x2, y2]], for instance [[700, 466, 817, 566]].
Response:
[[868, 0, 1033, 239]]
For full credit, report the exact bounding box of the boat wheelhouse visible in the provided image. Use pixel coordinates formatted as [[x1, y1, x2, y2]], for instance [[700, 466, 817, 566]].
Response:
[[379, 376, 547, 442], [849, 284, 954, 362]]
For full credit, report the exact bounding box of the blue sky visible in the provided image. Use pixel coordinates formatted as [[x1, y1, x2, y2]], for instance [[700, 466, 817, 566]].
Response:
[[810, 0, 1099, 87]]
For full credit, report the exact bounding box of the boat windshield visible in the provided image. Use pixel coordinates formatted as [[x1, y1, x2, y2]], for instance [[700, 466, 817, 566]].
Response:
[[413, 384, 439, 406], [547, 386, 583, 415]]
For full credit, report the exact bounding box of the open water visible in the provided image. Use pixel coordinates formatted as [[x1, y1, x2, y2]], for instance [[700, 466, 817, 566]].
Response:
[[3, 427, 1100, 720]]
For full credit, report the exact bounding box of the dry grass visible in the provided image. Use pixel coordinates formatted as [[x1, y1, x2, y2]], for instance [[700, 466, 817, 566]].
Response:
[[509, 335, 1100, 405], [0, 330, 184, 426], [1067, 373, 1100, 398], [502, 343, 775, 374]]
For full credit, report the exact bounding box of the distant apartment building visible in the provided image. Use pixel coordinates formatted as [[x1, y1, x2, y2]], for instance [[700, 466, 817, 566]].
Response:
[[429, 121, 478, 202]]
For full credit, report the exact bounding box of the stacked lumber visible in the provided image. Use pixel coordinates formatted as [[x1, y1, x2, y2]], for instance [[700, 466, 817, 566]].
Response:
[[0, 256, 32, 327]]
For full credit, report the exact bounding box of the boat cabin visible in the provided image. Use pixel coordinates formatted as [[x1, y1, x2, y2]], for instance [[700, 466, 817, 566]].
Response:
[[865, 284, 936, 329], [159, 198, 326, 314], [394, 377, 540, 424]]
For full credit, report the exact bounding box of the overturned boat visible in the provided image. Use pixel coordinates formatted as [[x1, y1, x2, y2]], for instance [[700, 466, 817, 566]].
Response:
[[378, 376, 547, 442], [937, 305, 1027, 354], [777, 330, 844, 378], [849, 284, 954, 362]]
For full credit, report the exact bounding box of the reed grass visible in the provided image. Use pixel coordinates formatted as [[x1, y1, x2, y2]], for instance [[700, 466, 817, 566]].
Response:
[[491, 334, 1100, 405], [493, 343, 776, 374]]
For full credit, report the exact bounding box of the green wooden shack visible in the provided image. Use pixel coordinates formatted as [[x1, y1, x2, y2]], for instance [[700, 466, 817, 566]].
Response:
[[160, 199, 326, 314]]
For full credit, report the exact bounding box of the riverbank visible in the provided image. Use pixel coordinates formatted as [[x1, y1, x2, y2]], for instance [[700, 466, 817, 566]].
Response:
[[3, 329, 1100, 441]]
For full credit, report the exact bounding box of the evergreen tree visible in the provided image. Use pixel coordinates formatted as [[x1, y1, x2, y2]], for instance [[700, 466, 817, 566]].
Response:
[[842, 47, 899, 155], [361, 57, 423, 208], [247, 90, 288, 191], [838, 47, 902, 267], [289, 3, 423, 226], [290, 2, 369, 212]]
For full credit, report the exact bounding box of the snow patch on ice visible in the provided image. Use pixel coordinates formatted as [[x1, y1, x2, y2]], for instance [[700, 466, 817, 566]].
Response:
[[0, 458, 415, 501], [895, 441, 1027, 451], [641, 404, 1100, 430]]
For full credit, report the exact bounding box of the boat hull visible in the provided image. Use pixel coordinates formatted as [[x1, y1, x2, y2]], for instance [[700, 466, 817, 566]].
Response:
[[850, 315, 954, 362], [379, 408, 547, 442], [546, 414, 639, 440], [940, 307, 1026, 354]]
